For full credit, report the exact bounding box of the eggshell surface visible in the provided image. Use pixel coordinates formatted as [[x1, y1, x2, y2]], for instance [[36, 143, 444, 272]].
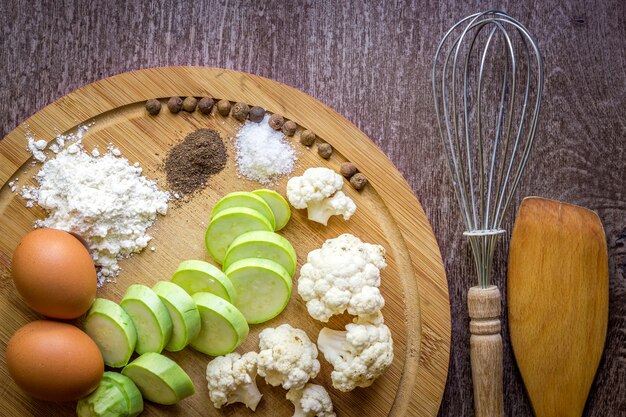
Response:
[[11, 228, 97, 319], [6, 320, 104, 401]]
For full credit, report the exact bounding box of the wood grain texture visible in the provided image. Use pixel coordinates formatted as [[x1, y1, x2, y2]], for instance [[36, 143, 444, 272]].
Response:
[[0, 67, 449, 416], [508, 197, 609, 417], [0, 1, 624, 416], [468, 286, 504, 417]]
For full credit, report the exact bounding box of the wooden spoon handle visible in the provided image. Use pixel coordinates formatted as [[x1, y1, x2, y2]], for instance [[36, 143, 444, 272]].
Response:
[[468, 285, 504, 417]]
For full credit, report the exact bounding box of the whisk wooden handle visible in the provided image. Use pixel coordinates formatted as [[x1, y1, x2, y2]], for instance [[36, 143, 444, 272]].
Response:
[[468, 285, 504, 417]]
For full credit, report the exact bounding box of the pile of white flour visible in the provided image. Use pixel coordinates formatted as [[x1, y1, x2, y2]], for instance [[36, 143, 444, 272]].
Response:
[[21, 135, 169, 286]]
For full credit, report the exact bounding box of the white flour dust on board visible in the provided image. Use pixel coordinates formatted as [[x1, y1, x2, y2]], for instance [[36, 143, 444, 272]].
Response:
[[18, 125, 170, 286]]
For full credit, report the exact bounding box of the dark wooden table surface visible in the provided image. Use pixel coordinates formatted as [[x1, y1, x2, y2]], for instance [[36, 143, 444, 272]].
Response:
[[1, 1, 624, 416]]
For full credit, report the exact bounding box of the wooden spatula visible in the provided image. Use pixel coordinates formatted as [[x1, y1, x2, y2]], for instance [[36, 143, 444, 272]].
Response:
[[508, 197, 608, 417]]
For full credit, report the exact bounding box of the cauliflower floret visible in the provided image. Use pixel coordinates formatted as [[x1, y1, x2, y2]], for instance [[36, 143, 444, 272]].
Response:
[[205, 352, 262, 411], [298, 233, 386, 322], [257, 324, 321, 390], [317, 312, 394, 392], [286, 167, 356, 225], [287, 383, 336, 417], [306, 191, 356, 225]]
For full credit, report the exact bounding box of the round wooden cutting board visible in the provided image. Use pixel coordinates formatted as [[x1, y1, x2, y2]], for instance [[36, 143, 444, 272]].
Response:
[[0, 67, 450, 417]]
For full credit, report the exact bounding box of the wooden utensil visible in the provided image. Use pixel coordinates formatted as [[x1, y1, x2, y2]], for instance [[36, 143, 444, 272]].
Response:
[[508, 197, 608, 417], [0, 67, 450, 417]]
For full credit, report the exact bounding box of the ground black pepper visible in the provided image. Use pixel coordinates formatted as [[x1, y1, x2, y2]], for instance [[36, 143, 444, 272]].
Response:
[[164, 128, 227, 195]]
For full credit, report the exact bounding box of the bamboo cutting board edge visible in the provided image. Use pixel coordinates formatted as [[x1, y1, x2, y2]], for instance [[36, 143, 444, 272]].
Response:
[[0, 67, 450, 416]]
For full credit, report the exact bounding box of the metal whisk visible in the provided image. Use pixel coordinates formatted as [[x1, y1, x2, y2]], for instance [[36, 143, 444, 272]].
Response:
[[433, 10, 543, 417]]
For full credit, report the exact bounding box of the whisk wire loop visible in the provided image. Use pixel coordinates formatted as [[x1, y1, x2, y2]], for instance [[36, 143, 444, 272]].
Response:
[[433, 10, 543, 287]]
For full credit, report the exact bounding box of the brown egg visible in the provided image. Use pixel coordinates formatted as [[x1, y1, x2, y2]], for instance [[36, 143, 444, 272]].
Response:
[[11, 228, 97, 319], [6, 320, 104, 401]]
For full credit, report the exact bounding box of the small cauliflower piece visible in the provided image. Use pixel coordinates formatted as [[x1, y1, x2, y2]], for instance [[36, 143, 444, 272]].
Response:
[[205, 352, 262, 411], [286, 167, 356, 225], [257, 324, 321, 390], [306, 191, 356, 225], [298, 233, 386, 322], [287, 383, 336, 417], [317, 312, 394, 392]]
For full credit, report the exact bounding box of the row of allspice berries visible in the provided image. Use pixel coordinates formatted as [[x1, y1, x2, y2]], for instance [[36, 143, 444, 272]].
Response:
[[145, 97, 368, 190]]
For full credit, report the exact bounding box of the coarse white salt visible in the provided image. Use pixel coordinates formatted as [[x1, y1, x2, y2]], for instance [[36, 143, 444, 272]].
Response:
[[235, 114, 296, 184]]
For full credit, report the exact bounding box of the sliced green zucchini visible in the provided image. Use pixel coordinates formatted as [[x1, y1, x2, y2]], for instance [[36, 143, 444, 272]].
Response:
[[84, 298, 137, 368], [101, 372, 143, 417], [76, 380, 128, 417], [252, 189, 291, 230], [211, 191, 276, 229], [205, 207, 273, 264], [190, 292, 249, 356], [152, 281, 201, 352], [171, 259, 237, 303], [120, 285, 172, 355], [222, 230, 297, 277], [224, 258, 292, 324], [122, 352, 195, 405]]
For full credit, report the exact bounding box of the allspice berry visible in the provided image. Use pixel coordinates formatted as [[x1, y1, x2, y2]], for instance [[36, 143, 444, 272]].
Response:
[[231, 102, 250, 122], [216, 99, 231, 116], [350, 173, 368, 190], [145, 99, 161, 115], [340, 162, 357, 178], [182, 97, 198, 112], [198, 97, 215, 114], [167, 96, 183, 113], [269, 113, 285, 130], [317, 143, 333, 159], [300, 130, 316, 146], [249, 106, 265, 122], [282, 120, 297, 136]]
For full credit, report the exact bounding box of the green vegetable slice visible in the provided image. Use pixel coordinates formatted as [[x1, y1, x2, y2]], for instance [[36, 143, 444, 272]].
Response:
[[121, 285, 173, 355], [224, 258, 292, 324], [211, 191, 276, 229], [171, 259, 237, 303], [205, 207, 273, 264], [152, 281, 201, 352], [253, 189, 291, 230], [223, 230, 297, 277], [190, 292, 249, 356], [122, 352, 195, 405], [84, 298, 137, 368], [76, 380, 128, 417], [101, 372, 143, 417]]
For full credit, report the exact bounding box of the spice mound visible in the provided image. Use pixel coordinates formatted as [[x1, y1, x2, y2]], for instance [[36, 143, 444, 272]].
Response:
[[164, 128, 227, 196], [21, 142, 169, 286], [235, 114, 296, 184]]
